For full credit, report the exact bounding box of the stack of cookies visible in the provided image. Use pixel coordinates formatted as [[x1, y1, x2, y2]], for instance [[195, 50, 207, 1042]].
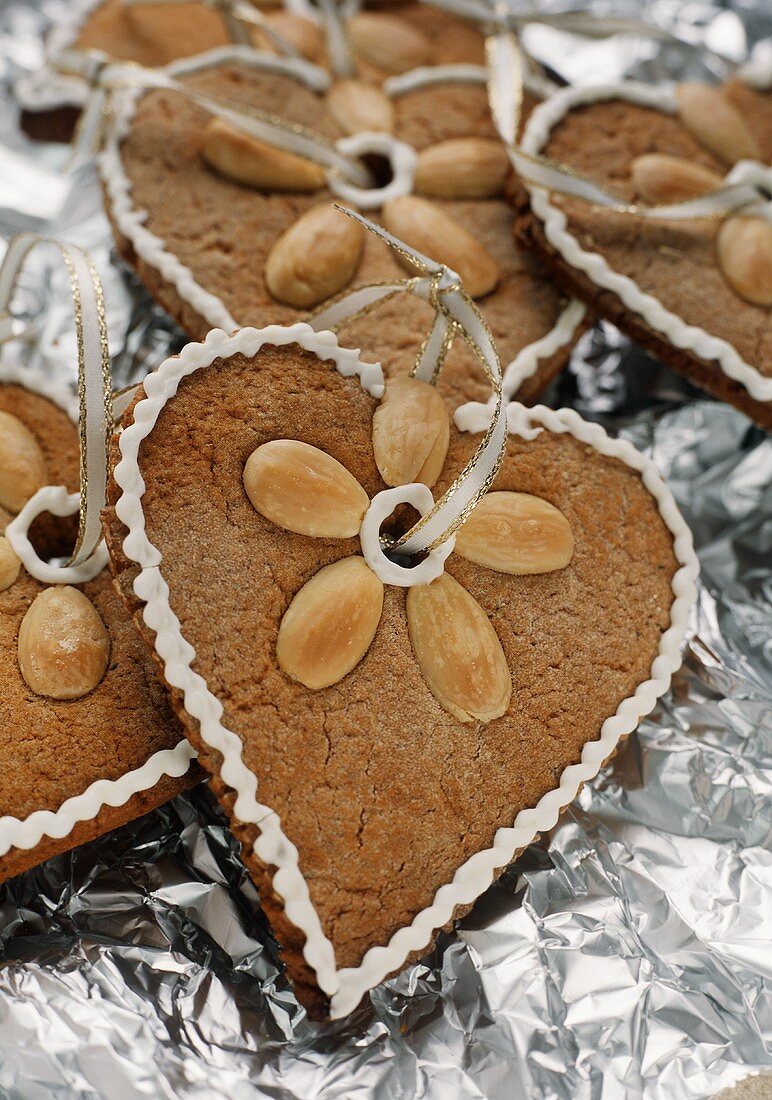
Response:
[[5, 0, 769, 1021]]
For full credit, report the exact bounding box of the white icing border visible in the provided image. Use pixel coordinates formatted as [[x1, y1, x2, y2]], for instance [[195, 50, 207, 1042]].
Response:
[[0, 363, 195, 861], [99, 46, 586, 401], [520, 80, 772, 405], [113, 323, 699, 1018]]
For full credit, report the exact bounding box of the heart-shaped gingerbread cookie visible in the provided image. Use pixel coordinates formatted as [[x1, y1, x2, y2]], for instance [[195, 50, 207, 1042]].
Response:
[[515, 77, 772, 427], [0, 367, 197, 882], [104, 321, 697, 1018], [101, 49, 585, 409]]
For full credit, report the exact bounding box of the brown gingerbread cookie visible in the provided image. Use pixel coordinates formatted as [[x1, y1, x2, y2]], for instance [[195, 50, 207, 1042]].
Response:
[[102, 320, 697, 1018], [18, 0, 487, 141], [514, 78, 772, 427], [101, 50, 585, 408], [0, 369, 199, 883]]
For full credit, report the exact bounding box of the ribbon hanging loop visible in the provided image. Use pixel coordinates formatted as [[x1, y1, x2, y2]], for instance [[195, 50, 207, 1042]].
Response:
[[2, 234, 113, 583], [310, 206, 508, 558]]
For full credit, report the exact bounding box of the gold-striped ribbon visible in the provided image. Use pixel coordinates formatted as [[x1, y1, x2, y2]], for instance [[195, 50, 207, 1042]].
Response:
[[486, 29, 770, 223], [56, 46, 373, 186], [311, 207, 508, 556], [2, 233, 113, 582]]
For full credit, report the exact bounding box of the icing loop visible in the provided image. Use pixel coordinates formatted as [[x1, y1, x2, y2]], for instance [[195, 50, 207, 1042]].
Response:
[[360, 484, 455, 587], [328, 133, 417, 209]]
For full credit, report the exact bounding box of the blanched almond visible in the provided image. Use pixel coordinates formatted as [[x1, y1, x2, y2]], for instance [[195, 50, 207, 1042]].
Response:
[[382, 196, 500, 298], [244, 439, 369, 537], [201, 118, 325, 193], [0, 536, 20, 592], [631, 154, 723, 204], [372, 377, 449, 488], [326, 79, 395, 135], [0, 409, 47, 514], [716, 215, 772, 306], [455, 492, 574, 574], [676, 83, 761, 165], [415, 138, 509, 200], [265, 203, 364, 308], [258, 12, 324, 60], [18, 586, 109, 700], [348, 12, 431, 74], [407, 572, 511, 723], [277, 556, 383, 689]]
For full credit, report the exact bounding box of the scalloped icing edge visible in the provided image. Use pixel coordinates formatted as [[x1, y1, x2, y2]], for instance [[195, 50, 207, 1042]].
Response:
[[98, 46, 586, 402], [113, 322, 699, 1018], [0, 360, 195, 859], [520, 79, 772, 405]]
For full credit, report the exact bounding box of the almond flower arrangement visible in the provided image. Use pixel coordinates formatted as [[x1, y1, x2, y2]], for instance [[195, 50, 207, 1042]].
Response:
[[242, 376, 574, 723], [631, 82, 772, 306]]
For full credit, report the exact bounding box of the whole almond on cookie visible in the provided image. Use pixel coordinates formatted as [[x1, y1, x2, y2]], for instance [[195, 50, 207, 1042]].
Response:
[[407, 572, 511, 724], [348, 12, 431, 74], [326, 80, 395, 135], [277, 556, 384, 689], [717, 215, 772, 306], [257, 12, 324, 61], [0, 409, 47, 514], [244, 439, 369, 537], [18, 586, 110, 700], [676, 83, 761, 165], [415, 138, 510, 200], [372, 378, 450, 489], [382, 196, 500, 298], [631, 154, 723, 205], [202, 119, 325, 193], [455, 492, 574, 574], [265, 203, 364, 308], [0, 536, 20, 592]]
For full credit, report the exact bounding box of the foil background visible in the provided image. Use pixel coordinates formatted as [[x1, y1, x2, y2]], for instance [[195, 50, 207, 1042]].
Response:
[[0, 2, 770, 1096]]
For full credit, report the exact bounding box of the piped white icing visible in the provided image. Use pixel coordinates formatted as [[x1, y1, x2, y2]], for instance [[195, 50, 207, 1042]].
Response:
[[99, 46, 585, 397], [520, 80, 772, 405], [0, 364, 195, 859], [360, 483, 455, 586], [6, 487, 109, 583], [113, 325, 699, 1019], [328, 133, 417, 209]]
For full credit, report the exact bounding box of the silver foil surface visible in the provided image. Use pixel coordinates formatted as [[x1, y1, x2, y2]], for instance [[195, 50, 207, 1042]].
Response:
[[0, 2, 770, 1096]]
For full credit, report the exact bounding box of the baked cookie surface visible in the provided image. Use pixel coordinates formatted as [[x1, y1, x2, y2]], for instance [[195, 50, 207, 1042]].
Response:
[[103, 332, 694, 1018], [515, 79, 772, 426]]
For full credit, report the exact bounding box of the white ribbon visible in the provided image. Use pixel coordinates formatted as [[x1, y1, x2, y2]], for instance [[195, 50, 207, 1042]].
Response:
[[311, 208, 507, 556], [57, 47, 373, 186], [2, 234, 113, 582]]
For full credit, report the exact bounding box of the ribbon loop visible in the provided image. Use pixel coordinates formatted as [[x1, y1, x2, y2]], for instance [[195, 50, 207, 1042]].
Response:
[[2, 234, 112, 583], [311, 206, 508, 557]]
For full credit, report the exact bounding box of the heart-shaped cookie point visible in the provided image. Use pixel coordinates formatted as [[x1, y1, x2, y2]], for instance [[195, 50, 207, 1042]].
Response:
[[105, 317, 697, 1019], [515, 77, 772, 426]]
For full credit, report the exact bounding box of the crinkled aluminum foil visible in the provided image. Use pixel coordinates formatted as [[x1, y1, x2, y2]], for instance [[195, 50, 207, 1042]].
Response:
[[0, 2, 771, 1097]]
